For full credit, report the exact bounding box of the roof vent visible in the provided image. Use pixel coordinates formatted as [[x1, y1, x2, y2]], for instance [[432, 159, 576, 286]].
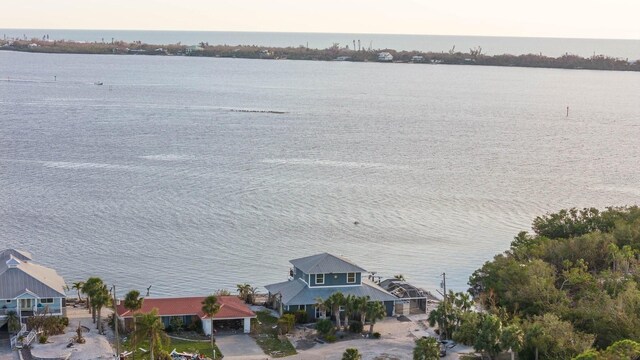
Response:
[[6, 256, 21, 268]]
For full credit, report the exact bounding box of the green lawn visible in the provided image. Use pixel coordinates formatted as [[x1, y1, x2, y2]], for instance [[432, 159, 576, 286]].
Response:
[[121, 334, 222, 359], [251, 310, 296, 358], [168, 338, 221, 358]]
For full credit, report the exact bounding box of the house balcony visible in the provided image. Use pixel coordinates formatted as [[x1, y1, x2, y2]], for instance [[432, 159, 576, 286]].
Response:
[[0, 308, 17, 317], [18, 307, 64, 318]]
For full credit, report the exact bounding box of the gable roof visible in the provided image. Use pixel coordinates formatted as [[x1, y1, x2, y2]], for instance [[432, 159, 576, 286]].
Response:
[[0, 250, 66, 299], [116, 296, 256, 320], [265, 278, 397, 306], [290, 253, 367, 274], [0, 249, 32, 263]]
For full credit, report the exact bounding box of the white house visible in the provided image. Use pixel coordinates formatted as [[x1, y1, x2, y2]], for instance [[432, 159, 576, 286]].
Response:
[[377, 52, 393, 62]]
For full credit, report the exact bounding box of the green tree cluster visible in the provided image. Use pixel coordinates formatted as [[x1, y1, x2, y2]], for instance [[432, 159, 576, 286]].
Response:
[[465, 206, 640, 359], [314, 293, 386, 335]]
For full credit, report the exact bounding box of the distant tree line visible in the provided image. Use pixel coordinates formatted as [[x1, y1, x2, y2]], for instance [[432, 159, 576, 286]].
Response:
[[1, 38, 638, 72]]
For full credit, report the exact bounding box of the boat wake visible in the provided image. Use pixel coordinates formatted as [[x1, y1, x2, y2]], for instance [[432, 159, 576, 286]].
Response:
[[140, 154, 195, 161], [229, 109, 286, 114], [262, 158, 409, 170]]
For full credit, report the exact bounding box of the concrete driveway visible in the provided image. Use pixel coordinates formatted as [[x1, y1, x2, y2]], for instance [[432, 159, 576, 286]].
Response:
[[216, 334, 265, 359], [0, 347, 17, 360]]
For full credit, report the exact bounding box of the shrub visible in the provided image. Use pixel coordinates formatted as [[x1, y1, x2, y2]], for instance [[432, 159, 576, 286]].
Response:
[[190, 317, 204, 334], [61, 317, 69, 327], [342, 348, 362, 360], [278, 314, 296, 334], [38, 334, 48, 344], [169, 317, 184, 332], [107, 313, 125, 334], [74, 324, 85, 344], [40, 316, 66, 335], [156, 350, 172, 360], [316, 318, 334, 335], [349, 320, 363, 333], [325, 334, 337, 343], [294, 309, 308, 324], [372, 332, 381, 339]]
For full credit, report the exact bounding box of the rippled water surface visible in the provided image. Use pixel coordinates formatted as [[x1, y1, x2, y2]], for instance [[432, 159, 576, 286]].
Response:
[[1, 51, 639, 296]]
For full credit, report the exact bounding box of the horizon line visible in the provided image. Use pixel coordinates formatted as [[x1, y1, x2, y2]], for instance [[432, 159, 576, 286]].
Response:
[[2, 27, 639, 42]]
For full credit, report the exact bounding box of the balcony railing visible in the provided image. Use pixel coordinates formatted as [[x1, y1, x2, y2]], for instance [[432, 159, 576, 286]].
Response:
[[1, 306, 63, 318]]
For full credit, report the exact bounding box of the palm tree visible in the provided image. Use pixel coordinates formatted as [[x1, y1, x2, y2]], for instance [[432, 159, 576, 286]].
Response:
[[365, 301, 387, 334], [314, 297, 327, 319], [202, 295, 221, 348], [92, 284, 111, 334], [124, 290, 144, 359], [325, 292, 346, 329], [71, 281, 85, 303], [394, 274, 406, 281], [133, 309, 168, 360], [353, 296, 370, 325], [236, 284, 250, 302], [248, 286, 259, 305], [343, 294, 357, 330], [82, 277, 104, 321], [6, 310, 20, 334]]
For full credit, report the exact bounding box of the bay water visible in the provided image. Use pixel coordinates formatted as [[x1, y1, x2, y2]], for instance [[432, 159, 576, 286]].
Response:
[[1, 50, 639, 296]]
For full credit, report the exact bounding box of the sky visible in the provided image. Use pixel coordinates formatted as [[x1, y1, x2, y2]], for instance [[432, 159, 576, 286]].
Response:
[[2, 0, 639, 39]]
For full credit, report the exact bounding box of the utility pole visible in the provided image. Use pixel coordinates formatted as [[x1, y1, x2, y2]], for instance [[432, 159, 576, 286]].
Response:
[[441, 272, 447, 340], [112, 285, 120, 357]]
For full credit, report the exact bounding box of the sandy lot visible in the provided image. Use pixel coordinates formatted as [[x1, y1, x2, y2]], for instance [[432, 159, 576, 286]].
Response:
[[283, 314, 475, 360], [30, 306, 114, 360]]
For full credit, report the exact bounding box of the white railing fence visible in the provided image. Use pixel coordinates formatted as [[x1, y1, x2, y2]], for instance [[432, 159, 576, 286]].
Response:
[[9, 323, 27, 349]]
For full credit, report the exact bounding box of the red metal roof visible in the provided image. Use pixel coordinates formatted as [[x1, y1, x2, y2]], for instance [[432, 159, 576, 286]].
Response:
[[116, 296, 256, 319]]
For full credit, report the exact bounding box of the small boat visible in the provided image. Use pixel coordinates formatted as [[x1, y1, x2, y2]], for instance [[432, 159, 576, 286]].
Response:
[[94, 81, 103, 86]]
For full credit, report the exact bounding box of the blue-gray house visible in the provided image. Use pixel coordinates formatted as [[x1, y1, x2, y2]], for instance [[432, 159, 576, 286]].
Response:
[[0, 249, 66, 326], [265, 253, 397, 319]]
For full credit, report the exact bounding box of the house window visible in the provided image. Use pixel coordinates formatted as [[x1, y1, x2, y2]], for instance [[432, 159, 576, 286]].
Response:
[[20, 298, 34, 309], [315, 306, 326, 319], [347, 272, 356, 283], [315, 274, 325, 285], [41, 298, 54, 304], [299, 305, 305, 311]]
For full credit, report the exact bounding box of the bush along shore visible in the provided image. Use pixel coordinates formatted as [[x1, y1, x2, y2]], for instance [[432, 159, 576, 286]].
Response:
[[2, 38, 639, 72]]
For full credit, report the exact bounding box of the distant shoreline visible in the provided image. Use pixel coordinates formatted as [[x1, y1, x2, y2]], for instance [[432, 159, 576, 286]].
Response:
[[2, 39, 638, 72]]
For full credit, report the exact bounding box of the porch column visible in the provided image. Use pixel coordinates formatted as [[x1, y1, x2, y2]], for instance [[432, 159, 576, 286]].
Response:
[[243, 317, 251, 333]]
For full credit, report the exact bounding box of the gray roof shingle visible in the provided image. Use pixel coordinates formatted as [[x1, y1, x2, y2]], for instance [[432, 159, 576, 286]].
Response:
[[0, 250, 66, 299], [265, 278, 397, 306], [0, 249, 32, 263], [290, 253, 367, 274]]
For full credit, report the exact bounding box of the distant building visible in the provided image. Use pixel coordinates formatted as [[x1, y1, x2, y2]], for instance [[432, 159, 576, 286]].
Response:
[[265, 253, 397, 320], [186, 45, 204, 55], [0, 249, 66, 324], [335, 56, 351, 61], [377, 52, 393, 62], [411, 55, 425, 63]]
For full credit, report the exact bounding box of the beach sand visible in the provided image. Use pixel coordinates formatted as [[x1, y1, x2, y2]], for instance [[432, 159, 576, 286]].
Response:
[[29, 306, 115, 360]]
